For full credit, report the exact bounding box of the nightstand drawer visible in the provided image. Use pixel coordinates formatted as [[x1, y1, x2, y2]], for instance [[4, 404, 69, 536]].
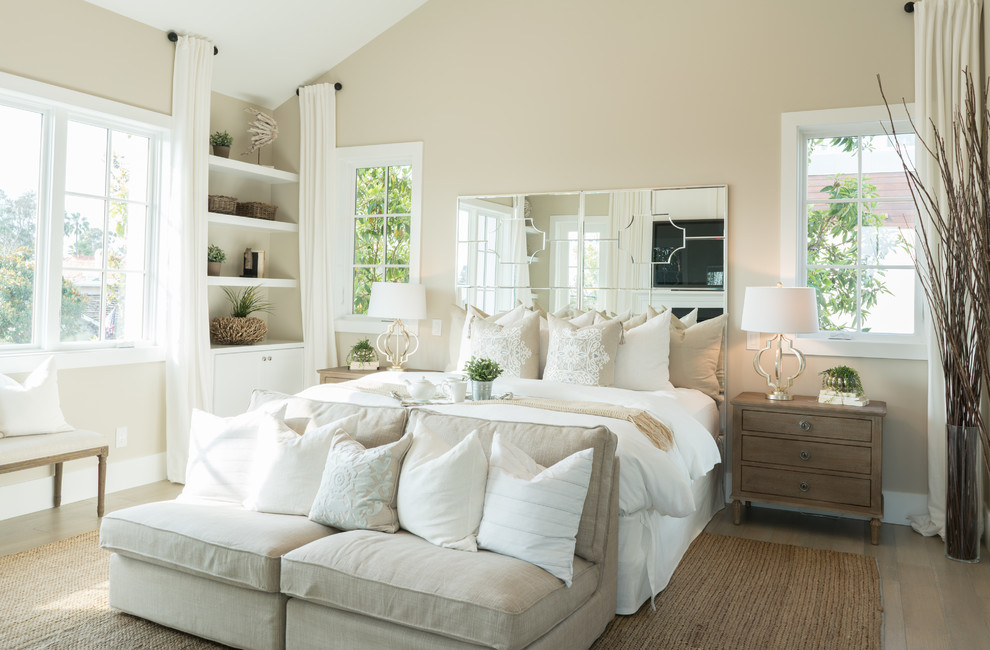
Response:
[[741, 410, 872, 443], [741, 435, 872, 474], [740, 466, 871, 507]]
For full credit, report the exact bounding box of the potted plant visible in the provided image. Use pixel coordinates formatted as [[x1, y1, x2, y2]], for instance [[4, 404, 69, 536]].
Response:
[[463, 356, 502, 401], [818, 365, 868, 406], [210, 130, 233, 158], [209, 285, 273, 345], [207, 244, 226, 277], [346, 338, 379, 371]]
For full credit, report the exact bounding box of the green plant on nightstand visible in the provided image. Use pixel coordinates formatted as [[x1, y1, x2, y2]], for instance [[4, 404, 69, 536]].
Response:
[[463, 356, 502, 401], [346, 338, 379, 370], [818, 365, 868, 406]]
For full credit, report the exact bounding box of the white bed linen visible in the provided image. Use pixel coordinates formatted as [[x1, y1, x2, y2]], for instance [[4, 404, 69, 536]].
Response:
[[673, 387, 721, 437], [297, 372, 721, 519]]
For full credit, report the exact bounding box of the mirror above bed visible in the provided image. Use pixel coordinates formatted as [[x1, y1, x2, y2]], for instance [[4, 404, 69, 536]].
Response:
[[455, 185, 728, 321]]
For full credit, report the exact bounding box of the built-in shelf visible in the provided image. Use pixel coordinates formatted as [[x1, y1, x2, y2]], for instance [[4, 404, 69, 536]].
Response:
[[211, 339, 304, 353], [207, 212, 299, 233], [207, 276, 298, 289], [208, 155, 299, 184]]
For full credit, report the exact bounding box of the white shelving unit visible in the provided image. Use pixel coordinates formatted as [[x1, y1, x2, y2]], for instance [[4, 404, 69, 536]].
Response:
[[207, 154, 304, 413]]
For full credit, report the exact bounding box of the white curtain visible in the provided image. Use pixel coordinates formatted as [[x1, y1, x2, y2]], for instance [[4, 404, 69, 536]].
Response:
[[495, 195, 532, 308], [165, 35, 214, 483], [298, 84, 338, 382], [909, 0, 983, 538]]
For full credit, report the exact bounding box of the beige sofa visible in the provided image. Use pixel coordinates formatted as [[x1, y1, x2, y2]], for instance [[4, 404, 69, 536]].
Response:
[[100, 400, 619, 650]]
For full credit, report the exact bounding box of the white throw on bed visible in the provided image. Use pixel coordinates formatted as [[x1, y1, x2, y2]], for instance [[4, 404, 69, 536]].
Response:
[[294, 371, 724, 614]]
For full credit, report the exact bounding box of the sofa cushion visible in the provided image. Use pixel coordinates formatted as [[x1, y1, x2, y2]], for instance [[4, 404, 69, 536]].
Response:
[[249, 390, 408, 447], [406, 410, 617, 564], [100, 500, 334, 593], [281, 530, 598, 650]]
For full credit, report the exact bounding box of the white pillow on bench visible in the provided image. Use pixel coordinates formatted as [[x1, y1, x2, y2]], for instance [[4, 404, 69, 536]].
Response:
[[0, 357, 73, 437]]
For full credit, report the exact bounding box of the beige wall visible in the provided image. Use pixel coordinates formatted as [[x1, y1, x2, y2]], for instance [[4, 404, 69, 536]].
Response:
[[276, 0, 927, 495], [0, 0, 173, 489]]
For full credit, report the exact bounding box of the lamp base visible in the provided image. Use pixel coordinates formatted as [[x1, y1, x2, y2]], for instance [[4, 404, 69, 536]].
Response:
[[766, 391, 794, 401]]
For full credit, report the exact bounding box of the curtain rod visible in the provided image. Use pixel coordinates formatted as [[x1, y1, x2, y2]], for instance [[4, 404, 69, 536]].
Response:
[[167, 31, 218, 55], [904, 2, 915, 12], [296, 83, 343, 96]]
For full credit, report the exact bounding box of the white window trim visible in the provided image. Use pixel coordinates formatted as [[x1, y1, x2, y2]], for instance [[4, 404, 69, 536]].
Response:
[[0, 71, 169, 371], [780, 104, 926, 360], [333, 142, 423, 335]]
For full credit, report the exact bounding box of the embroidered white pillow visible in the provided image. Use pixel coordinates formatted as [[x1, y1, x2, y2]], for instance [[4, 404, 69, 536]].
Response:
[[309, 430, 412, 533], [454, 305, 520, 372], [477, 433, 594, 587], [543, 315, 622, 386], [0, 357, 73, 437], [243, 413, 362, 516], [613, 310, 674, 391], [397, 422, 488, 551], [469, 307, 540, 378], [538, 309, 609, 379], [179, 405, 288, 504]]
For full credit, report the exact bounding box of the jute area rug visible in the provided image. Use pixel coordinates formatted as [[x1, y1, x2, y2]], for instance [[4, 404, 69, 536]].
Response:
[[1, 531, 881, 649]]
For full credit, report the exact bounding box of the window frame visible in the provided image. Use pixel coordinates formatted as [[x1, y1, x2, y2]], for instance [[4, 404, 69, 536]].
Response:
[[0, 71, 168, 373], [334, 142, 423, 334], [780, 105, 926, 360]]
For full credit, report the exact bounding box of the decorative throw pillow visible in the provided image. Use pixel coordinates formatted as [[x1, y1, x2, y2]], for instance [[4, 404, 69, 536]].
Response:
[[673, 308, 699, 328], [243, 413, 361, 516], [477, 433, 594, 587], [454, 305, 519, 372], [622, 312, 648, 330], [537, 309, 606, 379], [309, 430, 412, 532], [613, 311, 674, 391], [179, 405, 288, 504], [0, 357, 73, 437], [668, 314, 727, 398], [469, 307, 540, 378], [396, 422, 488, 551], [543, 315, 622, 386]]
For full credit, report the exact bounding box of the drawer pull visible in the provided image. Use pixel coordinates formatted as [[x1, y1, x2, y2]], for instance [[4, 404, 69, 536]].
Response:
[[799, 420, 812, 432], [799, 481, 810, 492], [799, 450, 811, 461]]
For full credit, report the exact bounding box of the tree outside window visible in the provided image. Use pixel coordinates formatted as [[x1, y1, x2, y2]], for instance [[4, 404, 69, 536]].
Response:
[[351, 164, 411, 314]]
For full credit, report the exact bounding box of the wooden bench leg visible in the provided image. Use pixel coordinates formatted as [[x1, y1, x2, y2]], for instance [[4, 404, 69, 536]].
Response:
[[54, 462, 63, 508], [97, 452, 107, 518]]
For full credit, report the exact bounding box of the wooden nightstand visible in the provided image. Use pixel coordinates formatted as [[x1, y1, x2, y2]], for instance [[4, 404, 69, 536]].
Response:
[[729, 392, 887, 544], [317, 366, 430, 384]]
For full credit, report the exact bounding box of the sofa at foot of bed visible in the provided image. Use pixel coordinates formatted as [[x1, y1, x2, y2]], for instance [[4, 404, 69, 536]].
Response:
[[99, 403, 619, 650]]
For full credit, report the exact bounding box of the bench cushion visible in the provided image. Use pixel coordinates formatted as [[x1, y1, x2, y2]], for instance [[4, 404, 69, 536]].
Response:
[[100, 500, 335, 592], [280, 530, 598, 650], [0, 430, 104, 466]]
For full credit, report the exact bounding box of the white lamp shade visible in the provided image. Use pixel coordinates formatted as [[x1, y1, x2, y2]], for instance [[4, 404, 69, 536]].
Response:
[[367, 282, 427, 320], [740, 286, 820, 334]]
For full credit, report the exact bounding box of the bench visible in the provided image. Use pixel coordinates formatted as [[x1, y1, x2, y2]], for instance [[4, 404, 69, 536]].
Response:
[[0, 431, 109, 516]]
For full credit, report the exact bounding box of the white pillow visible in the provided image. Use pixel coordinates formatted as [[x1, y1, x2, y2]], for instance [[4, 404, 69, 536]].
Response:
[[397, 422, 488, 551], [0, 357, 73, 437], [537, 309, 606, 379], [477, 434, 594, 587], [543, 315, 622, 386], [613, 310, 674, 391], [179, 405, 288, 504], [243, 413, 362, 515], [469, 307, 540, 378]]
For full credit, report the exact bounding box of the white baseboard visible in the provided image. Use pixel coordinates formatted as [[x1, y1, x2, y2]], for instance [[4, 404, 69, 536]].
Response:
[[0, 452, 166, 522]]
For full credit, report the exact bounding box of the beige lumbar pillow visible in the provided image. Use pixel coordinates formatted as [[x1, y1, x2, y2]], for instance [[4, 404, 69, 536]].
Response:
[[668, 314, 727, 398]]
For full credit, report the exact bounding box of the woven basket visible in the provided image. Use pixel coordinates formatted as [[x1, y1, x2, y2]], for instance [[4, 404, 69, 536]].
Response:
[[208, 195, 238, 214], [210, 316, 267, 345], [235, 202, 278, 220]]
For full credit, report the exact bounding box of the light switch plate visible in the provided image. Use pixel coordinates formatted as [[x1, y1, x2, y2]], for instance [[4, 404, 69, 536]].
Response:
[[115, 426, 128, 448], [746, 332, 761, 351], [432, 319, 442, 336]]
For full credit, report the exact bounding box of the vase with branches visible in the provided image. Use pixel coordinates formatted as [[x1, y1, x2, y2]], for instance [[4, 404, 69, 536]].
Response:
[[882, 72, 988, 562]]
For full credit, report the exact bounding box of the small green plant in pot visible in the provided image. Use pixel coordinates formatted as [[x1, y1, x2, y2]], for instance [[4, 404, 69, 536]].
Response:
[[210, 130, 233, 157], [207, 244, 226, 276], [818, 365, 868, 406], [210, 285, 273, 345], [463, 356, 502, 401], [346, 338, 379, 370]]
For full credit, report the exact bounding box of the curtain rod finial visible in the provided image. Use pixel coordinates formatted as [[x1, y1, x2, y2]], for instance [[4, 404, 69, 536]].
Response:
[[167, 31, 178, 42], [904, 2, 915, 13]]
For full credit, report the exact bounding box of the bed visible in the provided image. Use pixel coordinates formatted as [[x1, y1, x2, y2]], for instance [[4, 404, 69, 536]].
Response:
[[293, 370, 724, 615]]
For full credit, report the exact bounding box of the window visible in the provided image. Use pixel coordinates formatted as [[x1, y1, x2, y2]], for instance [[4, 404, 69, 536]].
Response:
[[0, 73, 164, 363], [781, 106, 925, 359], [456, 198, 508, 314], [335, 143, 422, 333]]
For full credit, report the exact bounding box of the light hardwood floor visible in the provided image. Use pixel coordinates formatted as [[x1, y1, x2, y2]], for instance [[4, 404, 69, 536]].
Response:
[[2, 485, 988, 649]]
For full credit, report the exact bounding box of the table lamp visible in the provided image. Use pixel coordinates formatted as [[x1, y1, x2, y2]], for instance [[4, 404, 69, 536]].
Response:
[[366, 282, 427, 371], [740, 284, 820, 400]]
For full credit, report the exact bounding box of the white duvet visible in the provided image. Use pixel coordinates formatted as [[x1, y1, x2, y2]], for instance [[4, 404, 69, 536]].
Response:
[[296, 372, 721, 519]]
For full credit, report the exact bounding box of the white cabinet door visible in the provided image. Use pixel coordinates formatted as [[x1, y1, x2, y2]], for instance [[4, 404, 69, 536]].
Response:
[[212, 346, 305, 417]]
